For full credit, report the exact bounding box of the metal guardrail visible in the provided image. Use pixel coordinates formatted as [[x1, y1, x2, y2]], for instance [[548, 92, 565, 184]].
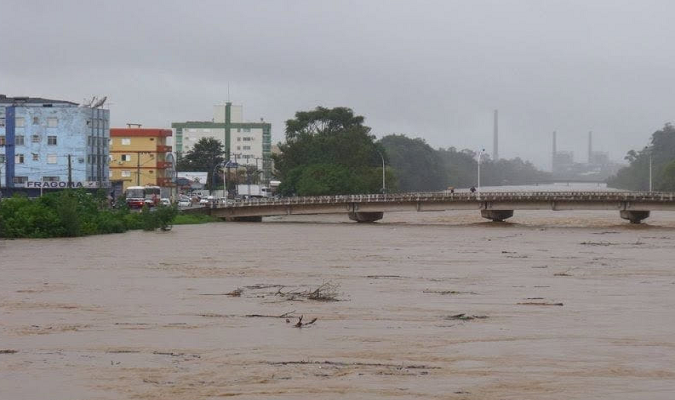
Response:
[[218, 191, 675, 209]]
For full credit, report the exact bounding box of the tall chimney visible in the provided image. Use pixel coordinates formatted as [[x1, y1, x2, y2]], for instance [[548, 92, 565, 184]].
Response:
[[552, 131, 557, 172], [588, 131, 593, 164], [493, 110, 499, 161]]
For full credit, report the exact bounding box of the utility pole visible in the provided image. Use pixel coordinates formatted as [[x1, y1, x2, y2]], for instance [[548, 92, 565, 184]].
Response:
[[477, 148, 485, 191], [137, 152, 141, 186], [67, 154, 73, 187]]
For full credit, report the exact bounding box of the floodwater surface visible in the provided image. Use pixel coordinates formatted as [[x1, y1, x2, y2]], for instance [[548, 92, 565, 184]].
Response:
[[1, 209, 675, 399]]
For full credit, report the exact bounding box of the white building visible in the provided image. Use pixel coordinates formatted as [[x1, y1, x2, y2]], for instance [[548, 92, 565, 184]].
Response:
[[172, 102, 272, 182]]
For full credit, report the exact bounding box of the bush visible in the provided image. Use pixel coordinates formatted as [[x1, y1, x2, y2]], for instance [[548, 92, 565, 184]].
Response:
[[0, 190, 186, 238]]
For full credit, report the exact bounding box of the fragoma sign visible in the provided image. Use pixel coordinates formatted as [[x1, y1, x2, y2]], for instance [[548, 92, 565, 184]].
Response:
[[25, 181, 106, 189]]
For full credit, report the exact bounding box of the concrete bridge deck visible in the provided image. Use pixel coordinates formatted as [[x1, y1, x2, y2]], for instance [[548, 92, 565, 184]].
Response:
[[189, 191, 675, 223]]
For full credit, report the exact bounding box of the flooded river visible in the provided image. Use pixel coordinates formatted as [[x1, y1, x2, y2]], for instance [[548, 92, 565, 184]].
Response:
[[2, 197, 675, 398]]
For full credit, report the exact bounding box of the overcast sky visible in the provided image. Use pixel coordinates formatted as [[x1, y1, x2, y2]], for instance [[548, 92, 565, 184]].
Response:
[[2, 0, 674, 169]]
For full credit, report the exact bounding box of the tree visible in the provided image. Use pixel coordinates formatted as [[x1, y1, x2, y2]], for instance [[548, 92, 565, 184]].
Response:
[[659, 160, 675, 191], [436, 147, 478, 188], [176, 137, 225, 189], [379, 134, 447, 191], [274, 107, 394, 196], [608, 123, 675, 190]]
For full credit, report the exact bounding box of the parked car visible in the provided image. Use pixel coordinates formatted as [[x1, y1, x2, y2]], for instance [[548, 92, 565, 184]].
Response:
[[177, 195, 192, 207], [199, 195, 215, 205], [160, 198, 171, 206]]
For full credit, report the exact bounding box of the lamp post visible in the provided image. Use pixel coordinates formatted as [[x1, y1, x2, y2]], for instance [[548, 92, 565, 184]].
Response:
[[375, 150, 386, 194], [645, 146, 652, 192], [477, 148, 485, 191]]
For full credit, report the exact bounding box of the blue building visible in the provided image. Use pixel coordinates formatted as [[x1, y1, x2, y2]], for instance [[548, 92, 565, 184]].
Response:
[[0, 95, 109, 190]]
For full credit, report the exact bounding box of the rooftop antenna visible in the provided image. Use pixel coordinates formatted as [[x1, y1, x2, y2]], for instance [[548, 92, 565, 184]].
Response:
[[227, 82, 230, 102]]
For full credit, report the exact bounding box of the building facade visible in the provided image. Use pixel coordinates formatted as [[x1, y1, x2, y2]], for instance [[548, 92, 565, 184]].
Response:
[[109, 127, 173, 193], [0, 95, 109, 189], [171, 102, 272, 183]]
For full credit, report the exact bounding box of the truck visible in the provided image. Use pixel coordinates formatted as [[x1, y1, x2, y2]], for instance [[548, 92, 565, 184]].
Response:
[[236, 184, 271, 198]]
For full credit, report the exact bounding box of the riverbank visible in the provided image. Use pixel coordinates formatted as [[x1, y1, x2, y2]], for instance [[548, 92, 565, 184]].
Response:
[[1, 211, 674, 399]]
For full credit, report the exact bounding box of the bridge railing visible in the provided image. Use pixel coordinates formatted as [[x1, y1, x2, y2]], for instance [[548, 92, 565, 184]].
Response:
[[218, 191, 675, 208]]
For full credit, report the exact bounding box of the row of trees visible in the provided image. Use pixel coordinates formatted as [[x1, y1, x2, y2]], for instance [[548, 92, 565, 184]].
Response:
[[271, 107, 549, 195], [379, 135, 549, 192], [608, 123, 675, 191]]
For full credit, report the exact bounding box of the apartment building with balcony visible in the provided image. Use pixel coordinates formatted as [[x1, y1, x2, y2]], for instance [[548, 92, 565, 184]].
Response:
[[109, 127, 173, 193], [171, 102, 272, 183], [0, 95, 109, 190]]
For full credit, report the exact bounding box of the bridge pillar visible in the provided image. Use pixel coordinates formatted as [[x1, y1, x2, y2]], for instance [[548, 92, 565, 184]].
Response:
[[481, 210, 514, 222], [620, 210, 650, 224], [348, 212, 384, 223]]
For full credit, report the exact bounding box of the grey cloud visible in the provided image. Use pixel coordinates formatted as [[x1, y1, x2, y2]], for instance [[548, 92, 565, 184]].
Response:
[[2, 0, 675, 169]]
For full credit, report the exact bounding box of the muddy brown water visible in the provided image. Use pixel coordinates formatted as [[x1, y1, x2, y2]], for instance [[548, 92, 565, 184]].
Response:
[[1, 210, 675, 399]]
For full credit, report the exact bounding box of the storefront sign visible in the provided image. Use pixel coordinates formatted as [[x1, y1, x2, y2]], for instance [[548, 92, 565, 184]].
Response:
[[25, 181, 107, 188]]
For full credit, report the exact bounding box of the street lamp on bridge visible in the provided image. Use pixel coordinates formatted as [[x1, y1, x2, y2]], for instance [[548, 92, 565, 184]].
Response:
[[644, 146, 653, 192], [375, 149, 386, 194], [477, 148, 486, 191]]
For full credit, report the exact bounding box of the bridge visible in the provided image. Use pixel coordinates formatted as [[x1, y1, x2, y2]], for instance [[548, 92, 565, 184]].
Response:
[[184, 191, 675, 224]]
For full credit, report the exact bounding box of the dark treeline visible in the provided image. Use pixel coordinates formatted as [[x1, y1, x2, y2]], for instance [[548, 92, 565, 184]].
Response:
[[273, 107, 549, 196], [608, 123, 675, 191], [380, 134, 550, 192]]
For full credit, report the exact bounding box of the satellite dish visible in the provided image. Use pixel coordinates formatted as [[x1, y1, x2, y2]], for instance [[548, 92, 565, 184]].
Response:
[[80, 96, 96, 107], [92, 96, 107, 108]]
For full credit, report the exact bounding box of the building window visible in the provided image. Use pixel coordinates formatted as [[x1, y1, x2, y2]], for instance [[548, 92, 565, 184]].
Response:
[[47, 154, 57, 164], [43, 176, 60, 182], [32, 134, 41, 143], [33, 117, 39, 125], [15, 135, 25, 145], [243, 146, 251, 150], [47, 118, 58, 127], [0, 118, 4, 127], [243, 128, 250, 132], [13, 176, 28, 184], [237, 137, 241, 141], [48, 136, 57, 145], [243, 137, 253, 141], [237, 128, 241, 132], [0, 136, 6, 146], [121, 138, 131, 145], [32, 153, 39, 161], [236, 146, 241, 150], [86, 120, 91, 126], [15, 154, 24, 164], [121, 170, 131, 177], [149, 170, 154, 174], [16, 117, 25, 127], [121, 154, 131, 161], [109, 170, 113, 179], [0, 154, 5, 163]]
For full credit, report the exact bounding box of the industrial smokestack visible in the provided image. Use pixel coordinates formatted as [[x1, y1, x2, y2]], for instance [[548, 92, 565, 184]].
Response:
[[493, 110, 499, 161], [588, 131, 593, 164], [552, 131, 557, 172]]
